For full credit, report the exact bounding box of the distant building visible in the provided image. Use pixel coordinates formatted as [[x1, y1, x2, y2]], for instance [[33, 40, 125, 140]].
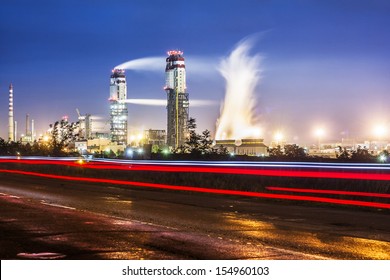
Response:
[[144, 129, 166, 146], [109, 69, 128, 145], [144, 129, 166, 149], [77, 112, 92, 140], [164, 50, 189, 149], [20, 114, 35, 144], [215, 139, 268, 156], [75, 138, 125, 155]]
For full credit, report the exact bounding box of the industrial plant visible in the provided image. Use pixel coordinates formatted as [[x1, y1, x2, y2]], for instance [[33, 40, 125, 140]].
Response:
[[2, 49, 266, 156], [3, 45, 390, 159]]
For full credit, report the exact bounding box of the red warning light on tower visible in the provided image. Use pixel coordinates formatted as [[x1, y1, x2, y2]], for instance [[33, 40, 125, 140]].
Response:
[[167, 50, 183, 56]]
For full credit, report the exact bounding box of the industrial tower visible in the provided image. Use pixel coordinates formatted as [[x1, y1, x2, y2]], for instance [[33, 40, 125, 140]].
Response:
[[109, 69, 128, 145], [8, 84, 14, 142], [164, 50, 189, 148]]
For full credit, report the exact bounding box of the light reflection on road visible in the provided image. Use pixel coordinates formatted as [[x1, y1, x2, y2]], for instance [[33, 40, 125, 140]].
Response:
[[221, 212, 390, 259]]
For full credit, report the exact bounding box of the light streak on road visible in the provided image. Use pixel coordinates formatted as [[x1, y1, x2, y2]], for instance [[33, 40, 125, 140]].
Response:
[[2, 157, 390, 181], [1, 169, 390, 209], [266, 186, 390, 199]]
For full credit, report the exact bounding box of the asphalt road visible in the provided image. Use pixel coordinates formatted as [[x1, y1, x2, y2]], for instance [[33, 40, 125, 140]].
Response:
[[1, 173, 389, 260]]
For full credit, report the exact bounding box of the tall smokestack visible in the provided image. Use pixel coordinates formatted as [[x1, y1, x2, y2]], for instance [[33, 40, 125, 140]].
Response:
[[8, 84, 14, 142], [14, 121, 17, 141], [31, 119, 35, 142], [26, 114, 30, 136]]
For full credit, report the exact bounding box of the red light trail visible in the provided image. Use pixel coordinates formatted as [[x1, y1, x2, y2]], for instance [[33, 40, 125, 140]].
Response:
[[266, 186, 390, 199], [1, 169, 390, 209], [2, 158, 390, 181]]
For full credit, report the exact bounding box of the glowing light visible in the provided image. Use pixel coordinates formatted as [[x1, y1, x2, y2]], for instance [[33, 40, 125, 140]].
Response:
[[373, 124, 387, 138], [4, 158, 390, 181], [167, 50, 183, 56], [379, 155, 387, 162], [126, 149, 133, 157], [314, 127, 325, 137], [215, 37, 262, 140], [1, 169, 390, 209], [274, 131, 284, 142]]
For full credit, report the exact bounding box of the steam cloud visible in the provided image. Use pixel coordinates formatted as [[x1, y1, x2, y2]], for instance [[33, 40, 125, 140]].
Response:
[[121, 99, 217, 107], [215, 37, 262, 140], [114, 57, 165, 71], [114, 56, 217, 76]]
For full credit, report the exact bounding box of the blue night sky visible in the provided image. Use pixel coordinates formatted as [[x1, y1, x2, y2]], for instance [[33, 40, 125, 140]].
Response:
[[1, 0, 390, 144]]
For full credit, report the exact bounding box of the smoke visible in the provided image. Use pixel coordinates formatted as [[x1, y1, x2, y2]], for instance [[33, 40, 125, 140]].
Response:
[[114, 57, 165, 71], [190, 99, 219, 106], [215, 37, 262, 140], [121, 99, 166, 106], [114, 56, 218, 77], [121, 99, 218, 107]]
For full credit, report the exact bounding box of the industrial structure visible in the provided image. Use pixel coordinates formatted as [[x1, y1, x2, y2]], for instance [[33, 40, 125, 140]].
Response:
[[109, 69, 128, 145], [76, 108, 92, 140], [8, 84, 14, 141], [164, 50, 189, 149], [20, 114, 35, 143], [215, 139, 268, 156]]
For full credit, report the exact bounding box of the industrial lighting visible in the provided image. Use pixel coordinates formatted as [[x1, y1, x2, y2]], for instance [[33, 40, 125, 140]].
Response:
[[274, 132, 283, 141], [379, 155, 387, 162], [126, 149, 133, 157], [373, 124, 387, 138], [314, 127, 325, 137]]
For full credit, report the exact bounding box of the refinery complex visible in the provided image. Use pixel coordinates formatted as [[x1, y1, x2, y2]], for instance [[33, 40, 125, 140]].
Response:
[[4, 48, 386, 158], [4, 50, 243, 156]]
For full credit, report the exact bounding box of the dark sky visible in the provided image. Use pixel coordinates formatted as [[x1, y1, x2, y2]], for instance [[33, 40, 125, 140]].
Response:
[[1, 0, 390, 144]]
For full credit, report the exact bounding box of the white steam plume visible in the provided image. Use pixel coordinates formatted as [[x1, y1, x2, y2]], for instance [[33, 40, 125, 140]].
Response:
[[114, 56, 218, 76], [120, 99, 218, 107], [215, 37, 262, 140], [114, 57, 165, 71]]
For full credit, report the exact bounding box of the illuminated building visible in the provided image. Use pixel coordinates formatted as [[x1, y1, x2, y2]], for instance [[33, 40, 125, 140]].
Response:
[[21, 114, 34, 144], [215, 139, 268, 156], [76, 109, 92, 140], [144, 129, 166, 147], [164, 50, 189, 149], [109, 69, 128, 145]]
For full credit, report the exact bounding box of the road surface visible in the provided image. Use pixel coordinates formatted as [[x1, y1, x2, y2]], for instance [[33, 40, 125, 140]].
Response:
[[0, 173, 389, 259]]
